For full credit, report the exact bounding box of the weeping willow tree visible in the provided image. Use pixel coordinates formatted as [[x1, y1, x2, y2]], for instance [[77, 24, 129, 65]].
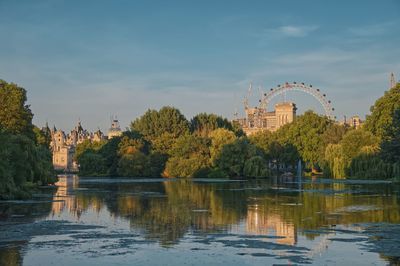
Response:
[[324, 144, 346, 179], [243, 156, 271, 178], [349, 153, 396, 179]]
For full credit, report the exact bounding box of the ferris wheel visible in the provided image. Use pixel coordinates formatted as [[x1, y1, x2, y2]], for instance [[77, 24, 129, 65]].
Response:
[[259, 82, 336, 120]]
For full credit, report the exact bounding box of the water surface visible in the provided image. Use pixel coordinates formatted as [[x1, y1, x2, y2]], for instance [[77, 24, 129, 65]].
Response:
[[1, 175, 400, 265]]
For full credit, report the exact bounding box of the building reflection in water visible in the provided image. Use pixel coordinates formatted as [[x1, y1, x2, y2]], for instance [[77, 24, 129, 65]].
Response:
[[246, 204, 297, 246], [51, 175, 104, 219]]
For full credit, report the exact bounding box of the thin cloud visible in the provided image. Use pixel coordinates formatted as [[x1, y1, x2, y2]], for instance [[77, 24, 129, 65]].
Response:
[[278, 25, 319, 37], [264, 25, 319, 38], [347, 21, 397, 37]]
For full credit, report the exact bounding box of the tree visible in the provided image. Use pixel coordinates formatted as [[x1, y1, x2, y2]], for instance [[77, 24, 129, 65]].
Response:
[[243, 156, 270, 178], [131, 106, 190, 141], [365, 83, 400, 140], [75, 139, 106, 162], [0, 131, 55, 198], [248, 130, 274, 158], [324, 143, 346, 178], [164, 135, 211, 177], [339, 128, 379, 167], [0, 80, 34, 139], [79, 151, 107, 176], [276, 111, 332, 171], [322, 124, 348, 146], [0, 80, 55, 198], [209, 128, 237, 165], [98, 136, 123, 176], [117, 152, 149, 177], [380, 108, 400, 163], [215, 139, 260, 177], [130, 107, 190, 156], [190, 113, 234, 137]]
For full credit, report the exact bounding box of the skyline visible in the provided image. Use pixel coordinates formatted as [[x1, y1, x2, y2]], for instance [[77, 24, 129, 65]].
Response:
[[1, 0, 400, 131]]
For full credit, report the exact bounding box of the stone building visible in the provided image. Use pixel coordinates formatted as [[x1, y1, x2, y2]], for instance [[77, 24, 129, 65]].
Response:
[[108, 118, 123, 138], [234, 102, 297, 135], [340, 115, 363, 129], [50, 120, 106, 172]]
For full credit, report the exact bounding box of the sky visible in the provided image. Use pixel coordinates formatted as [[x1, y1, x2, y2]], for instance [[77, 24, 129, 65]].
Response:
[[1, 0, 400, 132]]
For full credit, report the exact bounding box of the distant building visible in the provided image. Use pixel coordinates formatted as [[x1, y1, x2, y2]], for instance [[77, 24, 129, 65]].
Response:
[[341, 115, 363, 129], [108, 117, 123, 138], [50, 120, 106, 172], [51, 129, 75, 171], [234, 102, 297, 135]]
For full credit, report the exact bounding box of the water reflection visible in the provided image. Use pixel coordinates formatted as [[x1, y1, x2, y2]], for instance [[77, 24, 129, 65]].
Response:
[[50, 176, 400, 248], [1, 175, 400, 265]]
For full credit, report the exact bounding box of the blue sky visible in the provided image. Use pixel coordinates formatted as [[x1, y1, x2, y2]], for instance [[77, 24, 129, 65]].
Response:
[[1, 0, 399, 131]]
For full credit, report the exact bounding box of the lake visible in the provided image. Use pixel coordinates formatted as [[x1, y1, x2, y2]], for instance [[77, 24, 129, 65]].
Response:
[[1, 175, 400, 265]]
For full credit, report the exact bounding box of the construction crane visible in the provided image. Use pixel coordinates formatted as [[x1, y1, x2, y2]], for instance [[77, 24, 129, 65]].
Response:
[[244, 82, 252, 111]]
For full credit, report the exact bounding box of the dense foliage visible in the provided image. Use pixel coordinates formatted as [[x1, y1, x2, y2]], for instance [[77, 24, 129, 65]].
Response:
[[77, 108, 270, 178], [0, 80, 55, 199], [74, 82, 400, 180]]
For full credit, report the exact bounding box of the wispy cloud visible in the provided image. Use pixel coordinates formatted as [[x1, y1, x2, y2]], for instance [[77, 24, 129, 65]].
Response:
[[278, 25, 319, 37], [243, 45, 400, 120], [264, 25, 319, 38], [347, 21, 396, 37]]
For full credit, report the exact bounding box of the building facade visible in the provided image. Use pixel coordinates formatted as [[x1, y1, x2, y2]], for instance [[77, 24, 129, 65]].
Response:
[[340, 115, 363, 129], [108, 118, 123, 138], [234, 102, 297, 135], [51, 120, 108, 171]]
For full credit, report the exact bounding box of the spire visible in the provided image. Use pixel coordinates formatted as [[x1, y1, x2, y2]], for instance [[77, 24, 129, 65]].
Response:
[[76, 118, 83, 133], [390, 72, 396, 89]]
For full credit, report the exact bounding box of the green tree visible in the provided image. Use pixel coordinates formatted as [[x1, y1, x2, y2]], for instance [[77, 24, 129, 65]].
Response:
[[324, 143, 346, 178], [365, 83, 400, 140], [164, 134, 211, 177], [340, 128, 379, 168], [380, 108, 400, 163], [243, 156, 270, 178], [322, 124, 348, 146], [249, 130, 274, 158], [0, 80, 34, 139], [131, 106, 190, 141], [75, 139, 106, 162], [277, 111, 332, 171], [190, 113, 234, 137], [209, 128, 237, 165], [33, 125, 52, 147], [79, 151, 107, 176], [131, 107, 190, 155], [117, 152, 149, 177], [215, 139, 260, 177], [0, 131, 55, 198]]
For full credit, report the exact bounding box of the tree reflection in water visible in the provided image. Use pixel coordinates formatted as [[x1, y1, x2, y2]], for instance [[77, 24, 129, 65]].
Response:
[[2, 175, 399, 265], [50, 176, 400, 245]]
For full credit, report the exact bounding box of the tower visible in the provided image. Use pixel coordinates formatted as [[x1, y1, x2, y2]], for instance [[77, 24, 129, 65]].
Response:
[[108, 115, 123, 139], [275, 102, 297, 128], [390, 73, 396, 89]]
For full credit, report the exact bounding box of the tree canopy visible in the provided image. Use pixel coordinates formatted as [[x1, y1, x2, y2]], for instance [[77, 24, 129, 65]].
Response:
[[365, 83, 400, 140], [0, 80, 34, 139], [0, 80, 55, 199]]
